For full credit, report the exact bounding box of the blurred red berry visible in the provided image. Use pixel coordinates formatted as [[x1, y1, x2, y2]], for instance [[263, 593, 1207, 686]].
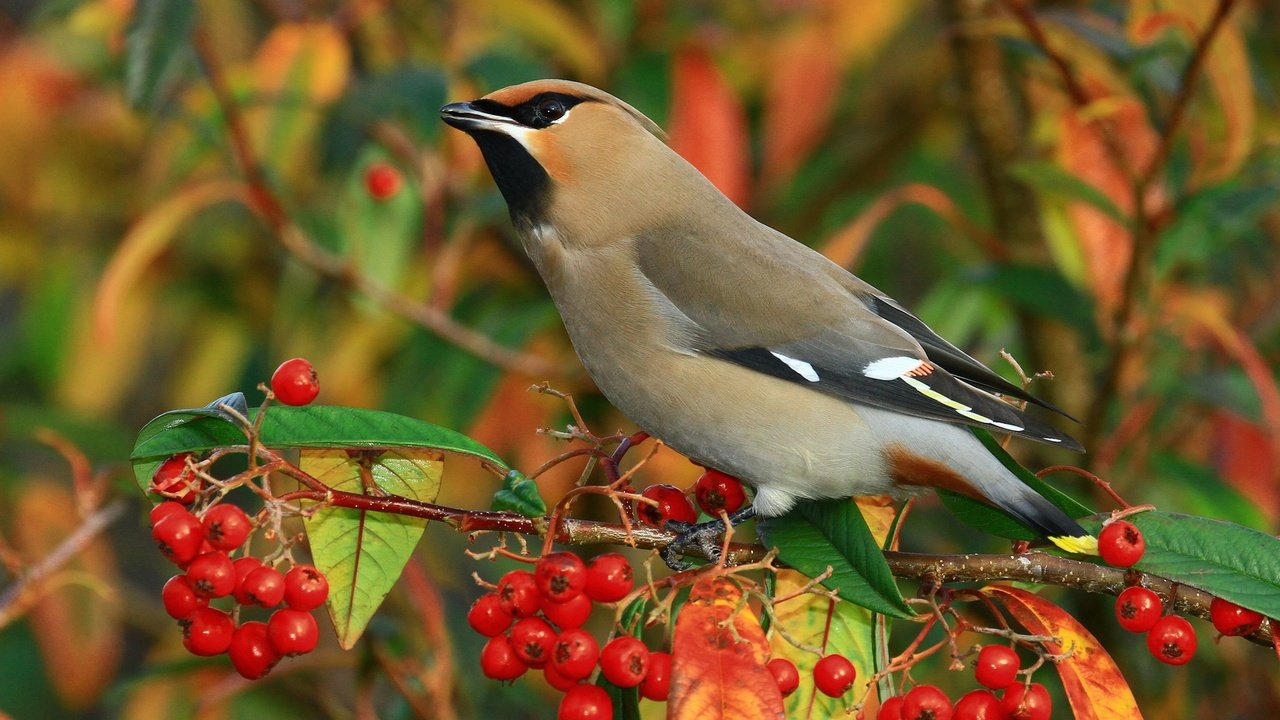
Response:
[[271, 358, 319, 406], [585, 552, 633, 603], [231, 556, 264, 604], [536, 551, 587, 603], [364, 163, 402, 200], [284, 564, 329, 610], [202, 504, 252, 551], [974, 644, 1020, 689], [1147, 615, 1197, 665], [901, 684, 952, 720], [152, 509, 204, 565], [550, 628, 599, 681], [558, 683, 612, 720], [511, 617, 557, 668], [150, 453, 199, 504], [497, 570, 541, 618], [469, 593, 514, 637], [694, 469, 747, 516], [150, 500, 188, 527], [878, 695, 905, 720], [181, 607, 234, 656], [229, 621, 280, 680], [600, 636, 649, 688], [1114, 586, 1162, 633], [481, 634, 526, 681], [161, 575, 206, 619], [813, 654, 856, 697], [242, 565, 286, 608], [767, 657, 800, 697], [638, 484, 697, 528], [186, 551, 237, 598], [1001, 682, 1051, 720], [542, 591, 593, 629], [954, 689, 1004, 720], [544, 662, 579, 692], [640, 651, 671, 701], [1209, 597, 1264, 636], [267, 608, 319, 656], [1098, 520, 1145, 567]]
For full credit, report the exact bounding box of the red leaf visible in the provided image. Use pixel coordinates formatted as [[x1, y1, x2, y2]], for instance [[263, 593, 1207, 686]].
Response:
[[668, 45, 751, 208], [762, 22, 840, 185], [986, 585, 1141, 720], [669, 576, 786, 719]]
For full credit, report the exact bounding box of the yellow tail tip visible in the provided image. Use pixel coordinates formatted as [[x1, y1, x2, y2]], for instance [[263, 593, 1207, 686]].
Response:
[[1049, 535, 1098, 555]]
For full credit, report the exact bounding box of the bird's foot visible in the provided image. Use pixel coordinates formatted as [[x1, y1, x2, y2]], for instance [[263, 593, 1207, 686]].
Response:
[[657, 507, 757, 571]]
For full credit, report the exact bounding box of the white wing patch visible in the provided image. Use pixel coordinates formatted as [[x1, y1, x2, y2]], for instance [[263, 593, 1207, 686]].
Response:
[[901, 376, 1027, 433], [864, 356, 928, 380], [770, 352, 820, 382]]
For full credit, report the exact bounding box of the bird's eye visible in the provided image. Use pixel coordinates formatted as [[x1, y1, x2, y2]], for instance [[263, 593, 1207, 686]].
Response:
[[535, 98, 566, 124]]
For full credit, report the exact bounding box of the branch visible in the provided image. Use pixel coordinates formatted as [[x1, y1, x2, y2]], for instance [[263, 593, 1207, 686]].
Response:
[[189, 27, 561, 379]]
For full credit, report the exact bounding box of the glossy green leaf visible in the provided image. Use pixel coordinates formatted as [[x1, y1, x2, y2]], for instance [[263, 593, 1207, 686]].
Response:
[[761, 500, 911, 618], [937, 429, 1094, 540], [301, 448, 442, 648], [124, 0, 196, 108], [490, 470, 547, 516], [1009, 160, 1129, 224], [1081, 511, 1280, 619]]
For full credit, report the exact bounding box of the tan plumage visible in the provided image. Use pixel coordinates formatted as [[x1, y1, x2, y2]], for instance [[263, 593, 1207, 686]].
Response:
[[441, 80, 1087, 546]]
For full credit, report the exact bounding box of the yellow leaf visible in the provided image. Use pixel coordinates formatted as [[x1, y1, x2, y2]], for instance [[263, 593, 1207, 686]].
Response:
[[478, 0, 607, 84], [253, 22, 351, 104]]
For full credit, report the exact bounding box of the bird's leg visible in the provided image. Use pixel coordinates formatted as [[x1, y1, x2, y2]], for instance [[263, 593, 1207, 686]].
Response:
[[659, 506, 757, 570]]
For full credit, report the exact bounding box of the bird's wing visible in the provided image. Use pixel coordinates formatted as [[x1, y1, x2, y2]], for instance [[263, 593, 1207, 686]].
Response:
[[632, 228, 1083, 452]]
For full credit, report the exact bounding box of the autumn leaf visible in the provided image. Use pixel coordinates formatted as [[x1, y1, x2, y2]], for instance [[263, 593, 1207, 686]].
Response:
[[986, 585, 1141, 720], [669, 576, 786, 720], [669, 45, 751, 208]]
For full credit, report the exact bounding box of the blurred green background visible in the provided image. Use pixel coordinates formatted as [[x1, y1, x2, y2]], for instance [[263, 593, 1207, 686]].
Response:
[[1, 0, 1278, 717]]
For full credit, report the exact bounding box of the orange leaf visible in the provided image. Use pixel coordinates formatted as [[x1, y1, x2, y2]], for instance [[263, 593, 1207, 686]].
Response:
[[669, 46, 751, 208], [762, 22, 841, 184], [985, 585, 1141, 720], [1211, 411, 1279, 522], [669, 576, 786, 720], [819, 184, 975, 269], [254, 22, 350, 104]]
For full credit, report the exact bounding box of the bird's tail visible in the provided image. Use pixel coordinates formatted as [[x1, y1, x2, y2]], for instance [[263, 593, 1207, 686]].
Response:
[[981, 468, 1095, 553]]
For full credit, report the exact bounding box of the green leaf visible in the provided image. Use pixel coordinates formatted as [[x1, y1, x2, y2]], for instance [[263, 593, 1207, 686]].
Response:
[[761, 500, 911, 618], [972, 264, 1102, 350], [1009, 160, 1129, 224], [937, 429, 1094, 540], [301, 448, 442, 648], [124, 0, 196, 109], [490, 470, 547, 516], [1081, 511, 1280, 619]]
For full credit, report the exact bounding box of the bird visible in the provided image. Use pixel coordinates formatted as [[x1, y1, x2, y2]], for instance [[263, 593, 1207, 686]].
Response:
[[440, 79, 1089, 563]]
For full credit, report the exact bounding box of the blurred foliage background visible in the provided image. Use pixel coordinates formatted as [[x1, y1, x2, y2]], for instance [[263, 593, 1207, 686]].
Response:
[[0, 0, 1278, 717]]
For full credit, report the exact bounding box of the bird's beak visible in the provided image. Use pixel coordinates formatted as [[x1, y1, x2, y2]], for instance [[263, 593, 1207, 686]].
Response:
[[439, 101, 520, 134]]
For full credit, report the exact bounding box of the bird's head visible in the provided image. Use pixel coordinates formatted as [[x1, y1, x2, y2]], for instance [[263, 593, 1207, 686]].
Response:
[[441, 80, 716, 247]]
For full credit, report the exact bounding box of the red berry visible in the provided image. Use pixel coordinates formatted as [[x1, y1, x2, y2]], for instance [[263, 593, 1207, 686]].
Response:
[[878, 696, 905, 720], [150, 453, 199, 504], [242, 565, 286, 608], [974, 644, 1020, 689], [1146, 615, 1196, 665], [694, 469, 747, 516], [1001, 683, 1051, 720], [585, 553, 633, 603], [639, 651, 671, 701], [150, 501, 188, 527], [481, 634, 526, 681], [558, 683, 613, 720], [901, 684, 952, 720], [181, 607, 234, 656], [1209, 597, 1264, 636], [767, 657, 800, 697], [638, 484, 698, 527], [600, 636, 649, 688], [542, 591, 593, 629], [364, 163, 402, 201], [536, 551, 587, 603], [497, 570, 541, 618], [152, 509, 205, 565], [231, 557, 264, 604], [186, 551, 237, 598], [510, 617, 557, 668], [954, 689, 1004, 720], [1098, 520, 1145, 567], [1115, 586, 1162, 633], [271, 357, 319, 406], [161, 575, 207, 619], [267, 608, 319, 656], [468, 593, 514, 637], [544, 663, 579, 691], [229, 621, 281, 680], [284, 564, 329, 610], [813, 654, 856, 697], [550, 628, 599, 681], [202, 504, 252, 551]]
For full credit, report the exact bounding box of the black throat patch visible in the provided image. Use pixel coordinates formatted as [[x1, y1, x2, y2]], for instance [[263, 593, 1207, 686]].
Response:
[[469, 130, 551, 226]]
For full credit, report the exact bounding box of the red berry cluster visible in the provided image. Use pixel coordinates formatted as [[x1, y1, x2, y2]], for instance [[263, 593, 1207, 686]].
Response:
[[765, 653, 858, 701], [150, 493, 330, 679], [637, 469, 747, 528], [1100, 520, 1203, 666], [469, 552, 643, 719], [877, 646, 1049, 720]]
